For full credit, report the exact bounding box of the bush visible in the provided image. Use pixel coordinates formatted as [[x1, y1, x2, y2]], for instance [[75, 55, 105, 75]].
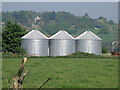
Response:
[[102, 48, 108, 53], [2, 51, 28, 58], [69, 52, 98, 57], [2, 52, 20, 58], [59, 51, 104, 58], [14, 47, 26, 54], [2, 21, 26, 53]]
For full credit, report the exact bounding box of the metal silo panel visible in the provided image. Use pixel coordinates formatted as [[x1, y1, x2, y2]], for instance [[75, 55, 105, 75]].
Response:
[[21, 39, 48, 56], [76, 40, 102, 55], [49, 39, 76, 56]]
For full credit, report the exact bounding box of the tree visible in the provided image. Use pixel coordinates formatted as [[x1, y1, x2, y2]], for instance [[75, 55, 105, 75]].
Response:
[[2, 21, 26, 53], [97, 25, 110, 34], [98, 16, 107, 23], [83, 13, 90, 19]]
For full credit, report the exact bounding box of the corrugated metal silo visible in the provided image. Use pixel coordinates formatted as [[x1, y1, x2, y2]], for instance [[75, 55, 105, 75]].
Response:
[[76, 31, 102, 55], [21, 30, 49, 56], [49, 30, 76, 56]]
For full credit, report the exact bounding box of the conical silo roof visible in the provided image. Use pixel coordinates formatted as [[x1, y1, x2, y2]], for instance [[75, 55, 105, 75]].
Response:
[[76, 31, 102, 40], [21, 30, 48, 39], [49, 30, 74, 39]]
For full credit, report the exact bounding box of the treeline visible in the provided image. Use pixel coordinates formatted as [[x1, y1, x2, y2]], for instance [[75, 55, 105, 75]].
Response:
[[2, 11, 118, 52], [2, 11, 117, 36]]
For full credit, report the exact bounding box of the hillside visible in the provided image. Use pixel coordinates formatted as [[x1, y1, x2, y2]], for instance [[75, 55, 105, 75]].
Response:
[[2, 11, 118, 51]]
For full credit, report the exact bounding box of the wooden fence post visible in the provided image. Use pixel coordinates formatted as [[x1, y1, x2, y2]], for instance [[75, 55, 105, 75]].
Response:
[[13, 57, 29, 90]]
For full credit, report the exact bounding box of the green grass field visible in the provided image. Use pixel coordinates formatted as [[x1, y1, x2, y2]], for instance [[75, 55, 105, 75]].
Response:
[[2, 57, 118, 88]]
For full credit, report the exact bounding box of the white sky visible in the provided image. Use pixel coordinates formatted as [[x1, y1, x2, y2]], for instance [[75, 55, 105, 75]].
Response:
[[1, 0, 119, 23], [1, 0, 120, 2]]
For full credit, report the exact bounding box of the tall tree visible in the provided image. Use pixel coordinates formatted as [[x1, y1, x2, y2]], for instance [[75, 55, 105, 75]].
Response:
[[2, 21, 26, 53]]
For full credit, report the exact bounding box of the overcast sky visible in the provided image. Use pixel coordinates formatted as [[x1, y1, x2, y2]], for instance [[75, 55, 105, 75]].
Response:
[[1, 0, 119, 2], [2, 2, 118, 23]]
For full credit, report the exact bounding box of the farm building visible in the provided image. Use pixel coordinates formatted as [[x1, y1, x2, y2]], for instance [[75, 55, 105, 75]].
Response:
[[76, 31, 102, 55], [21, 30, 49, 56], [49, 30, 76, 56]]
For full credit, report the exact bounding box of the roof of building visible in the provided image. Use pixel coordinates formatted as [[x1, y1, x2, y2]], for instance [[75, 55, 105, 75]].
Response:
[[21, 30, 48, 39], [49, 30, 75, 39], [76, 31, 102, 40]]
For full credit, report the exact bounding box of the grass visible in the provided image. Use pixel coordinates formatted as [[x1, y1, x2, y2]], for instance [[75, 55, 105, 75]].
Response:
[[2, 57, 118, 88]]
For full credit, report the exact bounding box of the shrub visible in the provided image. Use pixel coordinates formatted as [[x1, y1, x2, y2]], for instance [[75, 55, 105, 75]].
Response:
[[14, 47, 26, 54], [2, 52, 20, 58], [102, 48, 108, 53], [2, 21, 26, 53], [66, 51, 102, 58]]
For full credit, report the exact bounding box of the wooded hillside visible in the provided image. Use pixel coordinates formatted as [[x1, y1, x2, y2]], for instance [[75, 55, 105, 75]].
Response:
[[2, 11, 118, 51]]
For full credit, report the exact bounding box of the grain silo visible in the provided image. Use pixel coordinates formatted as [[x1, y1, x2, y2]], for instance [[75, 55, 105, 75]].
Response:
[[76, 31, 102, 55], [49, 30, 76, 56], [21, 30, 49, 56]]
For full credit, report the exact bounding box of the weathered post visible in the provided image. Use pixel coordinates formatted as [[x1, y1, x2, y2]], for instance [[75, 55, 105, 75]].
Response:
[[13, 57, 29, 90]]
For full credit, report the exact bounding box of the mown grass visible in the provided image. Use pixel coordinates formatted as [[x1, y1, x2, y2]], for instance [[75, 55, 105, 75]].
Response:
[[2, 57, 118, 88]]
